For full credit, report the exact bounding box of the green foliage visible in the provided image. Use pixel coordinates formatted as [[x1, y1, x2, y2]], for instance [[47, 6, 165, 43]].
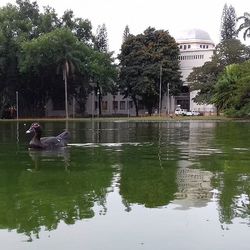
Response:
[[214, 39, 250, 67], [212, 60, 250, 117], [188, 60, 223, 104], [0, 0, 116, 117], [220, 4, 237, 41], [188, 39, 250, 109], [237, 12, 250, 40], [122, 25, 130, 42], [94, 24, 108, 53], [118, 27, 182, 115]]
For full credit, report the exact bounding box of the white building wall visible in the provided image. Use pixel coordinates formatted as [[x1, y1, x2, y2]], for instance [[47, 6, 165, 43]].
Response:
[[177, 33, 216, 114]]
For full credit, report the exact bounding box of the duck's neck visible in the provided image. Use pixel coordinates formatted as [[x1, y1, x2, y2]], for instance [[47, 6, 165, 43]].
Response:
[[30, 131, 44, 148], [34, 131, 42, 140]]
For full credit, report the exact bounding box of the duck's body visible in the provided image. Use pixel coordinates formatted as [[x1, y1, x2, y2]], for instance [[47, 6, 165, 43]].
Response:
[[26, 123, 70, 150]]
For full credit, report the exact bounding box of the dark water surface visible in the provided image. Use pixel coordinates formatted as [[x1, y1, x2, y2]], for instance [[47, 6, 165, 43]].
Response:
[[0, 120, 250, 250]]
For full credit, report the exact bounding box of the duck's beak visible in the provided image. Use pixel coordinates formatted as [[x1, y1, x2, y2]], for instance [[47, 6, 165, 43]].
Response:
[[26, 129, 32, 134]]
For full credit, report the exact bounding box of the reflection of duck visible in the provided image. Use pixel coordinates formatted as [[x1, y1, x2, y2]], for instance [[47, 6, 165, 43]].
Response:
[[28, 147, 70, 172], [26, 122, 70, 149]]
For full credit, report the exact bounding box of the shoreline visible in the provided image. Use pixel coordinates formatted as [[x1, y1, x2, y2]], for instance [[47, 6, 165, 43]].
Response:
[[0, 115, 249, 122]]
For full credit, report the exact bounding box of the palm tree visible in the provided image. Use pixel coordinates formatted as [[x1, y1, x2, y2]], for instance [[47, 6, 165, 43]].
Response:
[[56, 44, 81, 119], [237, 12, 250, 40]]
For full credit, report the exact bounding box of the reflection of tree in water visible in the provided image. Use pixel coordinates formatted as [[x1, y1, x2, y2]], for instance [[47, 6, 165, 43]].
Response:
[[215, 160, 250, 225], [0, 146, 114, 240], [119, 143, 179, 209], [192, 122, 250, 225]]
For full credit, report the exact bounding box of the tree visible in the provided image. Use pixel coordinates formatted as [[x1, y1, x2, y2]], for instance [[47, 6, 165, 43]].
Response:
[[188, 60, 223, 105], [220, 4, 237, 41], [37, 6, 60, 34], [92, 24, 117, 116], [187, 39, 250, 110], [0, 0, 97, 117], [122, 25, 130, 42], [19, 28, 90, 117], [212, 61, 250, 117], [94, 24, 108, 53], [237, 12, 250, 40], [90, 50, 118, 116], [214, 39, 250, 67], [119, 27, 182, 116]]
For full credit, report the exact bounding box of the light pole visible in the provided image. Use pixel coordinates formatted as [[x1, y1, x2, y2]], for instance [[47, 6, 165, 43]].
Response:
[[167, 82, 170, 115], [63, 68, 69, 119], [158, 64, 162, 117], [16, 91, 19, 120]]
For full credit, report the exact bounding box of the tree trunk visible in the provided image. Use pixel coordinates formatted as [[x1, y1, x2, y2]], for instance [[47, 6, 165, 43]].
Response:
[[132, 96, 138, 116], [98, 93, 102, 116]]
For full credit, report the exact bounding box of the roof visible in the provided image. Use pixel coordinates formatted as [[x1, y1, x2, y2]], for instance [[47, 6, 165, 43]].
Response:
[[176, 29, 214, 44]]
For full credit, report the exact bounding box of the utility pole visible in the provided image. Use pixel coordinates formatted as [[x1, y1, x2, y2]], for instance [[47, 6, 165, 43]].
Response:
[[16, 91, 19, 120], [159, 64, 162, 117], [167, 82, 170, 115]]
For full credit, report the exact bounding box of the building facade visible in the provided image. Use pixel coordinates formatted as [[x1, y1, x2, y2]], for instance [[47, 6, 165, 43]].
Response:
[[175, 28, 216, 114], [46, 28, 216, 117]]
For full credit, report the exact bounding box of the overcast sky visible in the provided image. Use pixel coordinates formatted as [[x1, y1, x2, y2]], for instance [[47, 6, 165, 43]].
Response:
[[0, 0, 250, 55]]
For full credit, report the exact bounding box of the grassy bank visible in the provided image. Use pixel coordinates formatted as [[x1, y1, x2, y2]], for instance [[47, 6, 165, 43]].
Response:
[[0, 115, 243, 123]]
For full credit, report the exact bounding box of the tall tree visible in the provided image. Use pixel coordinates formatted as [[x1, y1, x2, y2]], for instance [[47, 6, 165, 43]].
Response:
[[119, 27, 182, 116], [237, 12, 250, 40], [122, 25, 130, 42], [93, 24, 111, 116], [94, 24, 108, 53], [220, 4, 237, 41]]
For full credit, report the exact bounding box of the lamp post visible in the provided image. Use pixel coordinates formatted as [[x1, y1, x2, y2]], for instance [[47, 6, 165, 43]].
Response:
[[63, 68, 69, 119], [158, 64, 162, 117], [167, 82, 170, 115], [16, 91, 19, 120]]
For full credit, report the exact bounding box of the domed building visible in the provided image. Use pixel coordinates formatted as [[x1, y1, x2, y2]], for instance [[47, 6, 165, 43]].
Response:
[[174, 28, 216, 114]]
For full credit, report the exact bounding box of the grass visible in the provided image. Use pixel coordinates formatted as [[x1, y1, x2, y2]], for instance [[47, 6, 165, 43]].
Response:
[[0, 115, 240, 123]]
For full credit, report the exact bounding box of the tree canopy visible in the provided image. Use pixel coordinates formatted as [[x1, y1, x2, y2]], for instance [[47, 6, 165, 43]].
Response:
[[237, 12, 250, 40], [212, 61, 250, 117], [118, 27, 182, 115], [220, 4, 237, 41], [0, 0, 117, 117]]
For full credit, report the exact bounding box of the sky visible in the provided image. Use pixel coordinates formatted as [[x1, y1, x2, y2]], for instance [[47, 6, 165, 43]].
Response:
[[0, 0, 250, 55]]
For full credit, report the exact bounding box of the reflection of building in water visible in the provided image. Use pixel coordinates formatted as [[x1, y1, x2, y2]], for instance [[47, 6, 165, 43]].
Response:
[[179, 121, 219, 160], [174, 165, 213, 209]]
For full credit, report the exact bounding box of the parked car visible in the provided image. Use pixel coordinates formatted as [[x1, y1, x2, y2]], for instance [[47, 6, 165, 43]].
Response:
[[186, 110, 201, 116], [175, 108, 187, 116]]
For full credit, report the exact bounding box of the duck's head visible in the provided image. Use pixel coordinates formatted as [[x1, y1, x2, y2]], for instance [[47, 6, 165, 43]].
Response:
[[26, 123, 42, 135]]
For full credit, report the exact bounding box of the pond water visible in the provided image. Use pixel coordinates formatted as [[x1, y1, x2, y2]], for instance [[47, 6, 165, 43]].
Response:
[[0, 120, 250, 250]]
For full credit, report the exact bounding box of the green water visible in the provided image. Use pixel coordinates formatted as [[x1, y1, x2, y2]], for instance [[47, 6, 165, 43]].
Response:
[[0, 120, 249, 250]]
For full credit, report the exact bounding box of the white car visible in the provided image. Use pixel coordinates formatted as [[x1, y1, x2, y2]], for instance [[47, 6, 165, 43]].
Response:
[[175, 108, 187, 115], [186, 110, 200, 116]]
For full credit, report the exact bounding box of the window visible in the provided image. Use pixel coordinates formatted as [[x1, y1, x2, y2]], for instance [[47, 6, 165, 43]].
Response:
[[102, 101, 107, 110], [128, 101, 133, 109], [120, 101, 125, 110], [188, 45, 191, 49], [138, 100, 144, 109], [113, 101, 118, 110], [184, 45, 187, 50]]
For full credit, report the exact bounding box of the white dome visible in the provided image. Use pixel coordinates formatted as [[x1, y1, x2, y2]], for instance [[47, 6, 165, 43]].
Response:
[[176, 29, 213, 44]]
